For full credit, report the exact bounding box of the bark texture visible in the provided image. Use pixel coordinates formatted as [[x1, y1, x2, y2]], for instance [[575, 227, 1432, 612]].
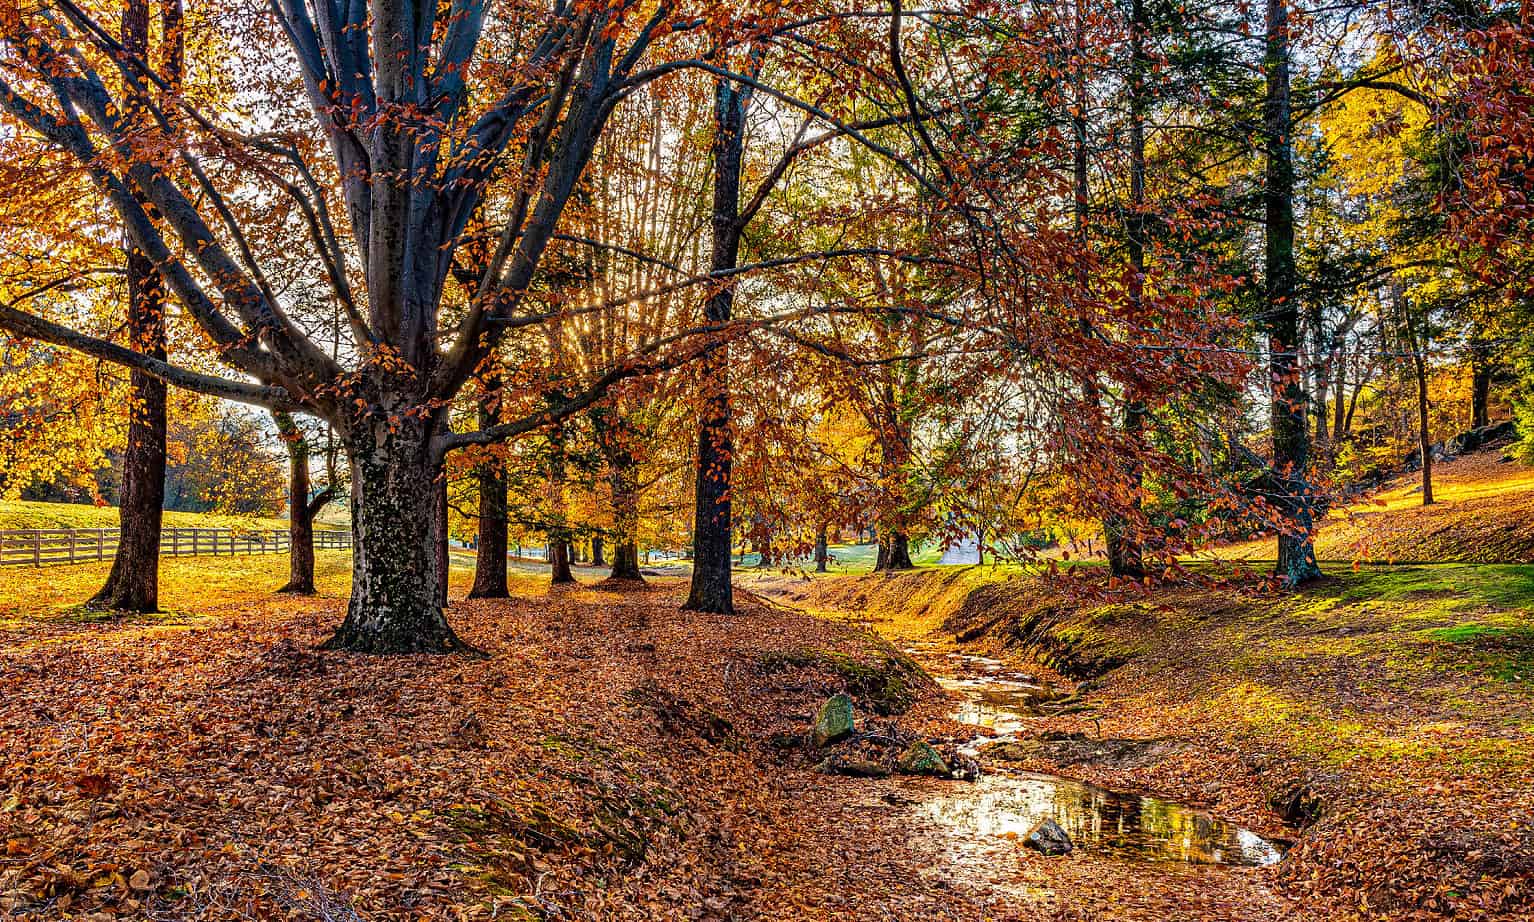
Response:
[[1106, 0, 1149, 580], [1264, 0, 1321, 586], [90, 0, 168, 614], [468, 387, 509, 599], [685, 76, 751, 616], [321, 416, 466, 653], [274, 412, 329, 595], [873, 532, 914, 571]]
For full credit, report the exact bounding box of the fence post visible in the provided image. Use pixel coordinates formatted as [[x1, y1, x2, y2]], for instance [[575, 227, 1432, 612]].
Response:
[[97, 529, 104, 561], [32, 531, 41, 567], [68, 531, 75, 565]]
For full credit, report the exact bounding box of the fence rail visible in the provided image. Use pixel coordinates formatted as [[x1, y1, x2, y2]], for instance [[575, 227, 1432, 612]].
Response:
[[0, 526, 351, 568]]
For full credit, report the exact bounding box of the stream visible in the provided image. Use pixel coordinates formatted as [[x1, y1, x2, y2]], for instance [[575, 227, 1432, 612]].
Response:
[[908, 647, 1288, 868]]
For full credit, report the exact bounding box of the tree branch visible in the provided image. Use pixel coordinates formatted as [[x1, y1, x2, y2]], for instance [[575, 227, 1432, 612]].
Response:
[[0, 302, 294, 409]]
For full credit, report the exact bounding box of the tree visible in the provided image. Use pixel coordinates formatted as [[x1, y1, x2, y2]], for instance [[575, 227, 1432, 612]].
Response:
[[273, 411, 338, 594], [0, 0, 783, 650], [684, 72, 753, 615], [88, 0, 182, 613], [1262, 0, 1322, 585], [467, 379, 510, 599]]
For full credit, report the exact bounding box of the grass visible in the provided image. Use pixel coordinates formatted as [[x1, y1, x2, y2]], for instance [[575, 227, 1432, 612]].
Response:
[[0, 499, 347, 533], [1207, 450, 1534, 565]]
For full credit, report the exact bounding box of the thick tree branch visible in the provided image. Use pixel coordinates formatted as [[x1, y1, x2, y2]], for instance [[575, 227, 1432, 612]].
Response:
[[0, 302, 294, 409]]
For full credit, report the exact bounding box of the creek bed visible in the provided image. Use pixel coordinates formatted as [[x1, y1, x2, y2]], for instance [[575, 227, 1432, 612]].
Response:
[[907, 645, 1288, 868]]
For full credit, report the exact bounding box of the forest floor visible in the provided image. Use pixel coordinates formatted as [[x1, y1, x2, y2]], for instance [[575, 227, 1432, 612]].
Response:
[[3, 447, 1532, 921], [0, 554, 1304, 921]]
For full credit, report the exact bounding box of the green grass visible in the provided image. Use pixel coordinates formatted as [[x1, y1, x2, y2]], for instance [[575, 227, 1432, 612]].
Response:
[[0, 499, 335, 533]]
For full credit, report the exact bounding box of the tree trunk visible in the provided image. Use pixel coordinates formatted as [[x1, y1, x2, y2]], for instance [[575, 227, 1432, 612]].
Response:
[[1470, 334, 1492, 429], [608, 452, 645, 582], [550, 538, 574, 584], [89, 0, 167, 614], [1416, 350, 1435, 506], [873, 531, 914, 571], [610, 539, 642, 581], [434, 467, 449, 607], [321, 418, 466, 653], [591, 535, 605, 567], [1106, 403, 1146, 579], [548, 423, 575, 586], [1333, 340, 1349, 441], [1107, 0, 1148, 580], [1264, 0, 1320, 585], [468, 386, 509, 599], [275, 412, 317, 594], [685, 76, 751, 616], [814, 522, 828, 573]]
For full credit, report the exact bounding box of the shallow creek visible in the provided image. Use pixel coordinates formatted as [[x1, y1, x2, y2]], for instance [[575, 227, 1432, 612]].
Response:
[[906, 646, 1288, 868]]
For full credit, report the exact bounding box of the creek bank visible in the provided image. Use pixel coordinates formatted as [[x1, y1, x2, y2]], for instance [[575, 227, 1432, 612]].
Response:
[[749, 565, 1534, 920]]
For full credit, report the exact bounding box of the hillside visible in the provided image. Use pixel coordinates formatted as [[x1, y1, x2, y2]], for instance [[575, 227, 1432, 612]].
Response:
[[1211, 447, 1534, 564]]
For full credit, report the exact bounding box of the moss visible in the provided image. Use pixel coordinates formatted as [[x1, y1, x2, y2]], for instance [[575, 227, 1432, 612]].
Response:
[[757, 647, 926, 714], [1422, 622, 1534, 682]]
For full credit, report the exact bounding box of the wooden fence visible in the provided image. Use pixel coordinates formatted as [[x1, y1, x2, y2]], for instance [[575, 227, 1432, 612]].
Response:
[[0, 526, 351, 568]]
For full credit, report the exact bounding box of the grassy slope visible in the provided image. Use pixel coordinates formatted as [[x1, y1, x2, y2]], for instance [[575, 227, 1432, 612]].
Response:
[[0, 499, 348, 533]]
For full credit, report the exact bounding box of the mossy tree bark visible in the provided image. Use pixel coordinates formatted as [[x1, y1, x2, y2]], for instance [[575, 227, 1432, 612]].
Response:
[[321, 413, 466, 653], [1264, 0, 1321, 586]]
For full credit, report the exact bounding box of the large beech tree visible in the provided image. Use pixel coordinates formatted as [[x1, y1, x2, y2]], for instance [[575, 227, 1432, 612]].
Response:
[[0, 0, 793, 651]]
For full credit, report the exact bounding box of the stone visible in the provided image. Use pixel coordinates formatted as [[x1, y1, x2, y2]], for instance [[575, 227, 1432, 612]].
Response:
[[811, 693, 855, 746], [1024, 818, 1073, 856], [896, 740, 950, 776]]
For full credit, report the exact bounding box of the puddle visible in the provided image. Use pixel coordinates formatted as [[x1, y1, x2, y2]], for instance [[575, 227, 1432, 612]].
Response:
[[917, 773, 1286, 867], [915, 646, 1289, 868]]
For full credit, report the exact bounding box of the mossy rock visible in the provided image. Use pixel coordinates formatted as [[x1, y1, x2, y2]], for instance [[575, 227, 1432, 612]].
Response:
[[812, 693, 855, 746], [896, 740, 949, 776]]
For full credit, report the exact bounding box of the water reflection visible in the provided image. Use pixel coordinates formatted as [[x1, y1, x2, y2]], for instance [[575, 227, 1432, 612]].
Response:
[[918, 773, 1286, 867], [936, 675, 1050, 736], [917, 645, 1287, 867]]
